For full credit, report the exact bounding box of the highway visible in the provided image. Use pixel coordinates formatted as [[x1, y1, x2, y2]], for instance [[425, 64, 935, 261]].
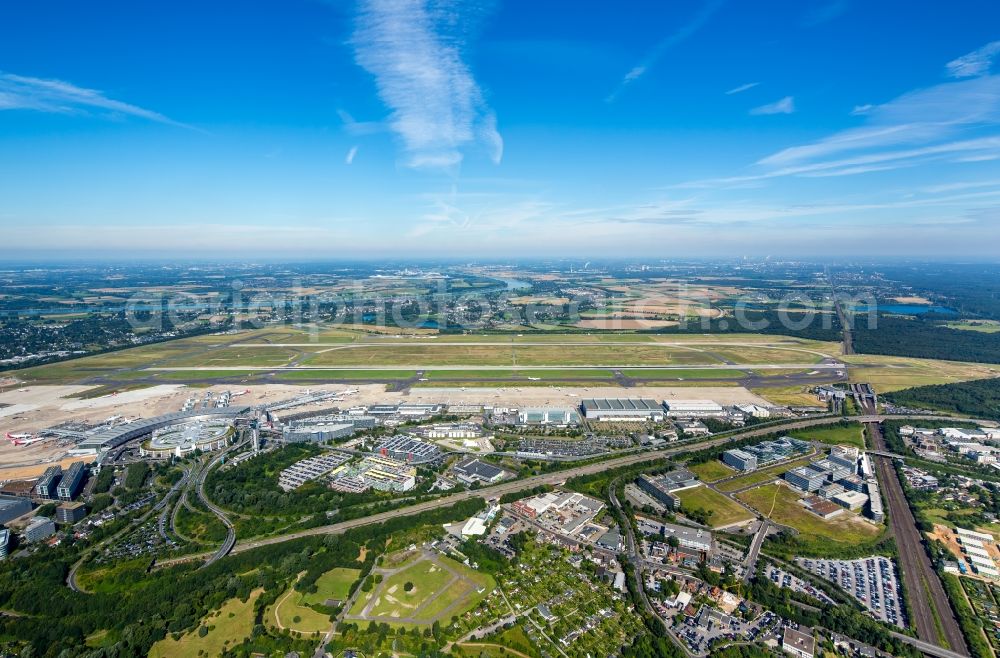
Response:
[[196, 446, 238, 567], [853, 384, 970, 655]]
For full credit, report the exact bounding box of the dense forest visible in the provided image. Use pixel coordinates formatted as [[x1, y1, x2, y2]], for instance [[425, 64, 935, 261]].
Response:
[[883, 377, 1000, 420], [853, 316, 1000, 363]]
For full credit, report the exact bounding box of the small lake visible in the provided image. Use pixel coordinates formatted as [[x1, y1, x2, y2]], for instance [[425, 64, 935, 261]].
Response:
[[498, 278, 531, 291], [851, 304, 958, 315]]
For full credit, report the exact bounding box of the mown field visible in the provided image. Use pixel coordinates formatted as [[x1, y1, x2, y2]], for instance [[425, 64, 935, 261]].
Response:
[[736, 483, 881, 545], [674, 486, 754, 527]]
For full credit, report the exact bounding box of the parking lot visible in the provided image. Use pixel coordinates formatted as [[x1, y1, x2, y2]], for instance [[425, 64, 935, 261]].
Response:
[[795, 556, 906, 628], [764, 565, 835, 605]]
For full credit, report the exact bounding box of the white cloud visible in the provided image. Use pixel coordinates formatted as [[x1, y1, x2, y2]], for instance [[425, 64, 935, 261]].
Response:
[[345, 146, 358, 165], [725, 82, 758, 95], [850, 104, 873, 115], [750, 96, 795, 115], [351, 0, 502, 170], [946, 41, 1000, 79], [0, 72, 194, 129], [606, 0, 724, 102]]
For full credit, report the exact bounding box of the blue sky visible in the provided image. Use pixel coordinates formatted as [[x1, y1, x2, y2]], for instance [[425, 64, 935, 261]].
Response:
[[1, 0, 999, 259]]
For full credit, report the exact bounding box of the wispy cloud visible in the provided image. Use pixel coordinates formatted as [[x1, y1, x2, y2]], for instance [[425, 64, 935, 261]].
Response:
[[0, 72, 194, 129], [750, 96, 795, 115], [345, 146, 359, 165], [850, 104, 873, 115], [725, 82, 759, 95], [946, 41, 1000, 79], [606, 0, 724, 103], [350, 0, 502, 170]]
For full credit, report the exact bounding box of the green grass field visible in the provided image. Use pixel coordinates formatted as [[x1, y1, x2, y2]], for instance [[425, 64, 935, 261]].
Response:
[[688, 460, 736, 483], [149, 589, 262, 658], [272, 568, 360, 634], [348, 552, 494, 626], [736, 483, 881, 545], [789, 423, 866, 449], [674, 485, 754, 527], [713, 456, 815, 493]]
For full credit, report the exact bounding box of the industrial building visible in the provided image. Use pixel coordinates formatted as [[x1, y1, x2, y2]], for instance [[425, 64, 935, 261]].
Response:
[[139, 418, 233, 459], [662, 399, 724, 418], [0, 528, 8, 559], [56, 461, 86, 500], [0, 496, 31, 524], [24, 516, 56, 543], [581, 398, 664, 421], [451, 457, 506, 485], [374, 435, 441, 463], [639, 518, 713, 553], [723, 449, 758, 472], [56, 502, 86, 524], [34, 466, 62, 498]]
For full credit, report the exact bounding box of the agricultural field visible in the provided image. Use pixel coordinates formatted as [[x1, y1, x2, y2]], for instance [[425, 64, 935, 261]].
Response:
[[674, 485, 755, 527], [149, 589, 262, 658], [346, 550, 493, 627], [736, 483, 881, 546]]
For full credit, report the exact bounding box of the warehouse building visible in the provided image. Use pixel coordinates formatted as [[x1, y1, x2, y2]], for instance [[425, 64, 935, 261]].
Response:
[[56, 461, 86, 501], [451, 457, 506, 485], [723, 449, 758, 472], [34, 466, 62, 499], [0, 496, 31, 524], [662, 399, 724, 418], [581, 398, 664, 421], [517, 408, 580, 426]]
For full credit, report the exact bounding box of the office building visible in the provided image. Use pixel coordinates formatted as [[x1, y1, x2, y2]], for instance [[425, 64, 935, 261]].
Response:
[[782, 627, 815, 658], [451, 457, 506, 485], [57, 461, 86, 501], [723, 449, 758, 472], [24, 516, 56, 543], [833, 491, 868, 511], [34, 466, 62, 499], [784, 466, 828, 493], [56, 502, 87, 524], [828, 446, 859, 471]]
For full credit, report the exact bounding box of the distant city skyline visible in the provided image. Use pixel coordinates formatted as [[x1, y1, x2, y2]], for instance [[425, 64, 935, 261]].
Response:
[[1, 1, 1000, 258]]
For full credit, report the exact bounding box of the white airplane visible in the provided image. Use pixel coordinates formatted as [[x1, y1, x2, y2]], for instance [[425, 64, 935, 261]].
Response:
[[104, 415, 123, 424], [527, 377, 540, 381], [6, 432, 44, 446], [231, 389, 251, 397]]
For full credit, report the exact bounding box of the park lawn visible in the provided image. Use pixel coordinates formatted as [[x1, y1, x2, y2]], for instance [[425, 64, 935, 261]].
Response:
[[714, 457, 815, 493], [302, 567, 361, 606], [149, 589, 262, 658], [789, 423, 866, 449], [737, 483, 881, 545], [370, 559, 454, 617], [688, 460, 736, 483], [273, 588, 334, 634], [415, 579, 474, 621], [674, 485, 754, 528]]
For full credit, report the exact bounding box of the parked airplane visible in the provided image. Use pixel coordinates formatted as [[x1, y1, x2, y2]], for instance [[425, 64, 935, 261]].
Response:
[[5, 432, 44, 446], [231, 389, 251, 397]]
